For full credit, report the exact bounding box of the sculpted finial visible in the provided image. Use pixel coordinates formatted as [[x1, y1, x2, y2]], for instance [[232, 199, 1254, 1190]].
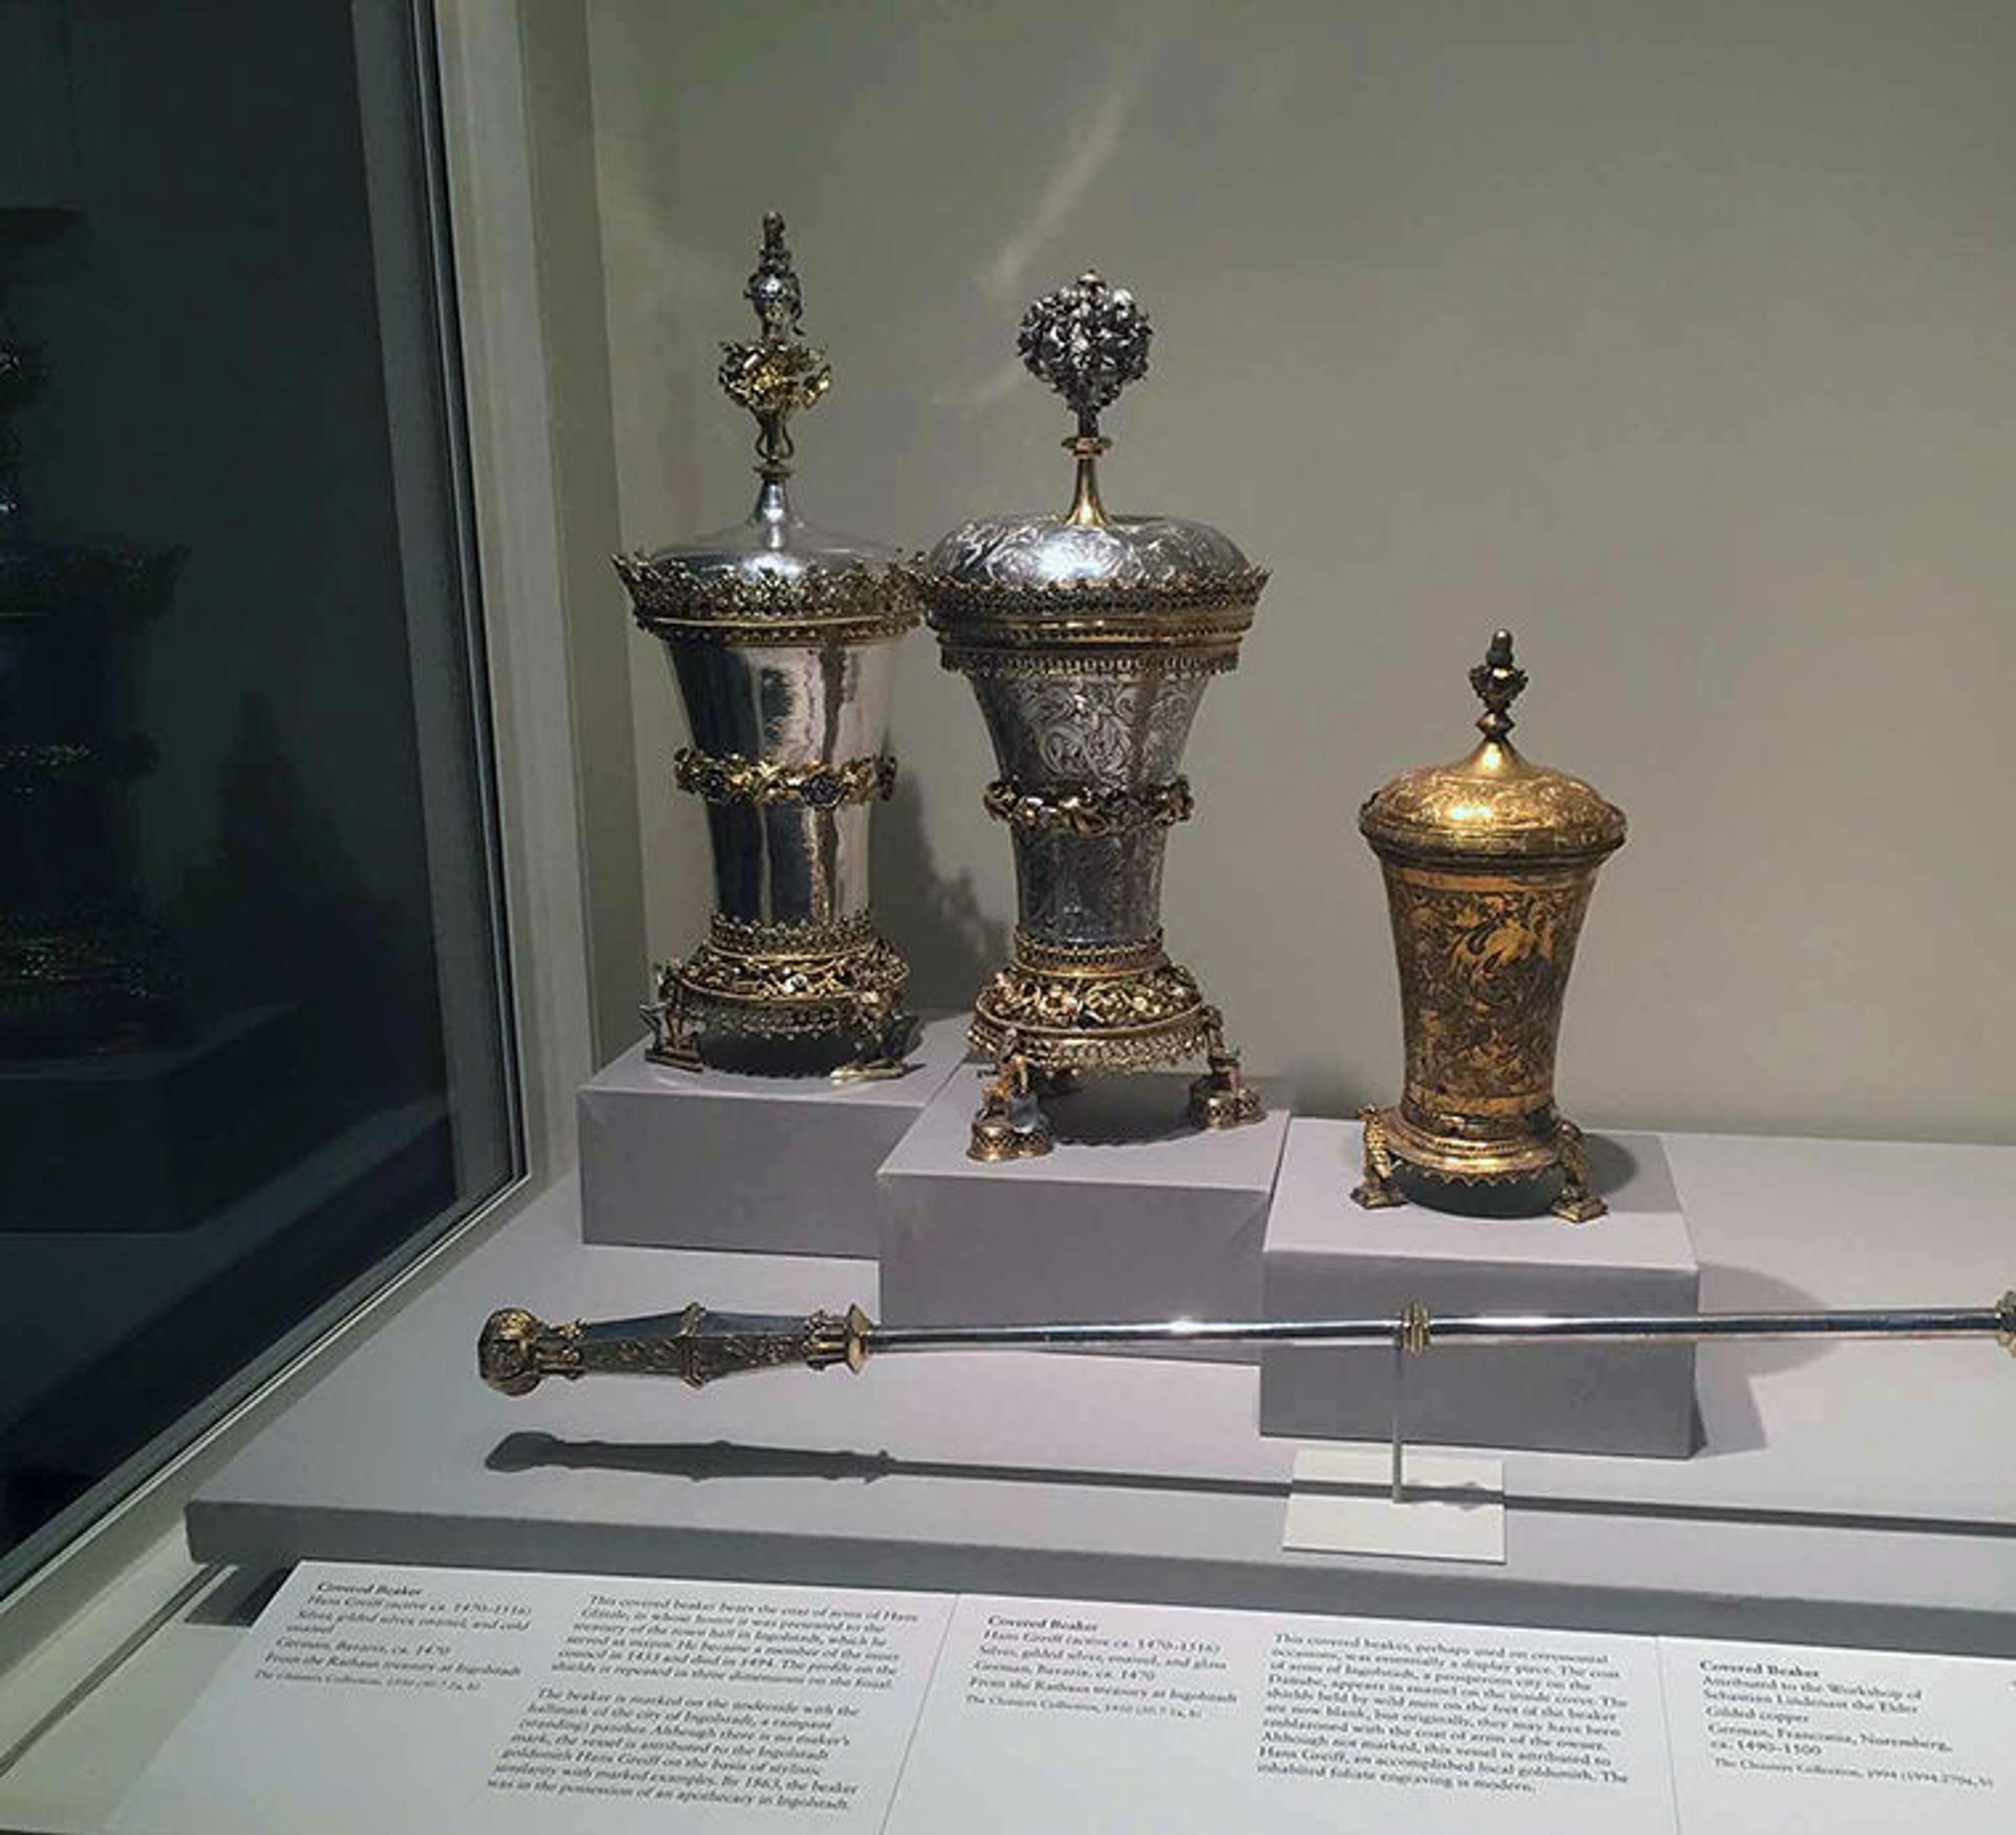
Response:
[[1469, 629, 1528, 741], [717, 212, 831, 478]]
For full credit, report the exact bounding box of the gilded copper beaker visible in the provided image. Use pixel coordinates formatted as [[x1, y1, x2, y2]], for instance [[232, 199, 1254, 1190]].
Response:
[[1354, 632, 1625, 1221]]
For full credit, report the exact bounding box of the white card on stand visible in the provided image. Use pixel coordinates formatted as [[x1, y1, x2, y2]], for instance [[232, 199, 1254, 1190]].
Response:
[[1285, 1444, 1507, 1563]]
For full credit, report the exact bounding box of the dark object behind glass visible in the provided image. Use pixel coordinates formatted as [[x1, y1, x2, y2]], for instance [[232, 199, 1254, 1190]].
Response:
[[0, 0, 516, 1584]]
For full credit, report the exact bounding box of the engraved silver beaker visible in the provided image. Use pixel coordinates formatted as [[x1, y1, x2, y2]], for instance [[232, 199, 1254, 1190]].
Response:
[[915, 272, 1267, 1156]]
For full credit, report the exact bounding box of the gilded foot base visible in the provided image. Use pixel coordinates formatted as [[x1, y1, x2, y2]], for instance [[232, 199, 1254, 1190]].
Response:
[[1350, 1105, 1606, 1223], [968, 1051, 1053, 1161], [1186, 1037, 1263, 1131], [1548, 1120, 1605, 1222], [968, 929, 1216, 1068], [967, 987, 1264, 1158], [1349, 1105, 1408, 1209], [640, 915, 915, 1079], [644, 1022, 704, 1073]]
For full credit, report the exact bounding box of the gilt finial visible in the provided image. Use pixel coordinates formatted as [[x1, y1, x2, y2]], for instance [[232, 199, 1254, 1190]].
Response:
[[717, 212, 831, 480], [1469, 630, 1528, 741]]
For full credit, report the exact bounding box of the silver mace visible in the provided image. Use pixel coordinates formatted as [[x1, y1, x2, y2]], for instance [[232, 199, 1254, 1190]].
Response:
[[480, 1292, 2015, 1504]]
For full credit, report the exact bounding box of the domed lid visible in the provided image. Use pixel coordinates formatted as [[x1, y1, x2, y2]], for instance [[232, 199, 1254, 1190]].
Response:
[[613, 214, 918, 646], [918, 272, 1265, 654], [1359, 631, 1626, 864]]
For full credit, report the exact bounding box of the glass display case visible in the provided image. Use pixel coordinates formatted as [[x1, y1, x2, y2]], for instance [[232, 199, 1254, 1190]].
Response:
[[2, 4, 2012, 1832]]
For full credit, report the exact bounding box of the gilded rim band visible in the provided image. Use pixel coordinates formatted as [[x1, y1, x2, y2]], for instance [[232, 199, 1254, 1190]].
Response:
[[1011, 927, 1166, 977], [938, 646, 1242, 680], [707, 911, 878, 956]]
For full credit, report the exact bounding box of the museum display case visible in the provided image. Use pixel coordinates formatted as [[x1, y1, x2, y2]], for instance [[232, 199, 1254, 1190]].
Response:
[[4, 7, 2013, 1832], [0, 0, 513, 1607]]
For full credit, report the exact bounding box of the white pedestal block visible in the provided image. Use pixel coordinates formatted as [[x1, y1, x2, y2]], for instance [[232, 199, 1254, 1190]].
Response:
[[877, 1068, 1292, 1360], [579, 1017, 971, 1257], [1261, 1119, 1699, 1456]]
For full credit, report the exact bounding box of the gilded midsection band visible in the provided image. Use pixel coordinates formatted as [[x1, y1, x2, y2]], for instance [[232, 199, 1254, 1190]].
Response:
[[981, 776, 1192, 835], [674, 746, 896, 808]]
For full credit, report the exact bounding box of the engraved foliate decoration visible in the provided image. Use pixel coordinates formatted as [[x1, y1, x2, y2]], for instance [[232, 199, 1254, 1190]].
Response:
[[1353, 631, 1625, 1222], [611, 213, 918, 1077], [914, 268, 1268, 1158]]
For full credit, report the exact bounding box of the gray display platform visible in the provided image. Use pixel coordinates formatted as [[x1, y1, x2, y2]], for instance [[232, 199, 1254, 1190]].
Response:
[[1261, 1120, 1698, 1456], [876, 1070, 1293, 1361], [187, 1130, 2016, 1655], [579, 1017, 970, 1257]]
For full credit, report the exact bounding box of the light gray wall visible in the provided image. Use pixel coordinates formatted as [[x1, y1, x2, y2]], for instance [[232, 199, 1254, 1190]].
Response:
[[520, 0, 647, 1066], [580, 0, 2016, 1143]]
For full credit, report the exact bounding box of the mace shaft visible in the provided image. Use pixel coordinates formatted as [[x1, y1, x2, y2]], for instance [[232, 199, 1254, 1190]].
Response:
[[477, 1293, 2016, 1396]]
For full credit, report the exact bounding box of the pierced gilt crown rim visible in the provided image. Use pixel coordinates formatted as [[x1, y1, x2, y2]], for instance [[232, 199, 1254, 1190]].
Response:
[[912, 564, 1268, 623], [615, 552, 923, 638]]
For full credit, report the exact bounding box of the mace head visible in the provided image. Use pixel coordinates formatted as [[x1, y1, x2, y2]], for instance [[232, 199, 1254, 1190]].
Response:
[[478, 1306, 551, 1397]]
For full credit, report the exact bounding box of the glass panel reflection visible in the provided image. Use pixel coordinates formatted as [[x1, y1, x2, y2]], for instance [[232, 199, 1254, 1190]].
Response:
[[0, 0, 514, 1581]]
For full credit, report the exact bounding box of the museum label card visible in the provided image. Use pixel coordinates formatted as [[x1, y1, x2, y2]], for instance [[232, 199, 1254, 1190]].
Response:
[[883, 1593, 1676, 1833], [114, 1563, 2016, 1834], [110, 1562, 955, 1835], [1661, 1636, 2016, 1832]]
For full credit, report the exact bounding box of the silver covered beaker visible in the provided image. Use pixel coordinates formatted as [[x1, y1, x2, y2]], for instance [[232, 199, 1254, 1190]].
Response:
[[615, 216, 919, 1076], [915, 273, 1267, 1156]]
